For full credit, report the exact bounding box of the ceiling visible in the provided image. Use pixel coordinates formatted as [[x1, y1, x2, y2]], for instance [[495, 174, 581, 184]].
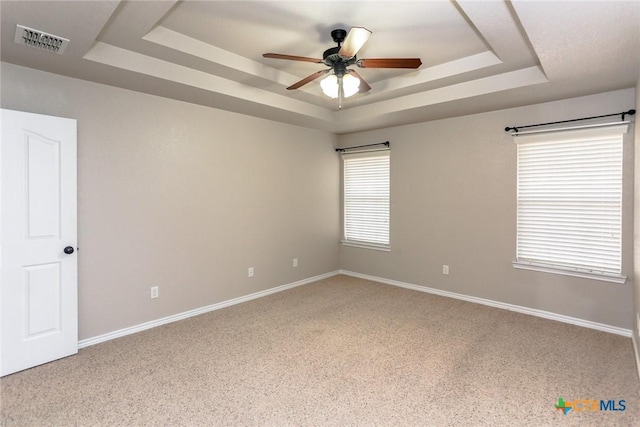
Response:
[[1, 1, 639, 134]]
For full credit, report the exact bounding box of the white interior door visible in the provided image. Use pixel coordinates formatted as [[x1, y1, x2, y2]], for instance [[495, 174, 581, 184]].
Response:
[[1, 109, 77, 376]]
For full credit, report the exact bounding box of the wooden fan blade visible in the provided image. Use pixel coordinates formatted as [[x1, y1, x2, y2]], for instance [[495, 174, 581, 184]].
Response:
[[357, 58, 422, 69], [348, 70, 371, 93], [287, 69, 330, 90], [263, 53, 323, 63], [338, 27, 372, 58]]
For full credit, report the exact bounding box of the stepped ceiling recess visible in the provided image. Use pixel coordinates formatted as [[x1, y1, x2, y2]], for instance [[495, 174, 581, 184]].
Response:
[[1, 1, 639, 134]]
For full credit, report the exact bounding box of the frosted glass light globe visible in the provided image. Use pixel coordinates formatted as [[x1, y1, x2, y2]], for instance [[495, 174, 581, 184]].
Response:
[[341, 73, 360, 98], [320, 73, 360, 99], [320, 74, 339, 98]]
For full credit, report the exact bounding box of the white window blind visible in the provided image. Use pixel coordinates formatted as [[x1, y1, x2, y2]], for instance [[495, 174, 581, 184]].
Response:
[[343, 150, 390, 248], [514, 123, 627, 282]]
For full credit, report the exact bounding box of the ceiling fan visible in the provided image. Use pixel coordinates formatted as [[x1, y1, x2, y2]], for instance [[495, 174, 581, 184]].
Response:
[[263, 27, 422, 108]]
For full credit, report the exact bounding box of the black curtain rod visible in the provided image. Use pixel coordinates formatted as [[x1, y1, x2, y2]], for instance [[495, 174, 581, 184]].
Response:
[[504, 109, 635, 133], [335, 141, 390, 152]]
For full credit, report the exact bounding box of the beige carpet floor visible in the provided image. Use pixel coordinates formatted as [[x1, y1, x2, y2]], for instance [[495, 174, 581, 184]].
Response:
[[1, 274, 639, 426]]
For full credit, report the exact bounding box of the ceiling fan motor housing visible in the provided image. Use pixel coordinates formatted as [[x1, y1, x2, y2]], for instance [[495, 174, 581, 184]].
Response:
[[323, 29, 358, 73], [323, 47, 357, 74], [324, 28, 359, 68]]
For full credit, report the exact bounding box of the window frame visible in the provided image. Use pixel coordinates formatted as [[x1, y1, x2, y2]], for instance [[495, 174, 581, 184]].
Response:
[[341, 149, 390, 251], [512, 123, 628, 284]]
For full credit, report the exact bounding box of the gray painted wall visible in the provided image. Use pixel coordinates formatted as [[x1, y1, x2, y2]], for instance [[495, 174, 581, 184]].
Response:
[[338, 89, 636, 329], [2, 61, 636, 340], [1, 63, 340, 340]]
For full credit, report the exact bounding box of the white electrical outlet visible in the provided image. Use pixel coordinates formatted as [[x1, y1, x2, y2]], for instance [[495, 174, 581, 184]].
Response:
[[150, 286, 159, 299], [248, 267, 254, 277], [293, 258, 298, 268], [442, 265, 449, 275]]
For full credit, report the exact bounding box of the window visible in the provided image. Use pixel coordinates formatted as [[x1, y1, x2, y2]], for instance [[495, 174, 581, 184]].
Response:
[[513, 124, 627, 283], [342, 150, 390, 250]]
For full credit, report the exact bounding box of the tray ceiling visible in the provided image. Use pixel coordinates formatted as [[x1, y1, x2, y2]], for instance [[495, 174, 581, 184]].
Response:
[[1, 1, 638, 134]]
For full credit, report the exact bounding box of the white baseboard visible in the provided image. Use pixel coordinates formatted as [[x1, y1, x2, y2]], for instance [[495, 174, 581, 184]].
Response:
[[79, 269, 632, 349], [78, 270, 340, 349], [339, 270, 632, 337], [633, 334, 640, 382]]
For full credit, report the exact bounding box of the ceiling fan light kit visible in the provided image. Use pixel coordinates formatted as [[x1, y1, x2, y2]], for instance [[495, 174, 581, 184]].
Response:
[[321, 73, 360, 99], [263, 26, 422, 109]]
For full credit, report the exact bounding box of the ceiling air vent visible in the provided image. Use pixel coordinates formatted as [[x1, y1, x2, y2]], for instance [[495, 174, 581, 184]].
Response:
[[13, 25, 69, 54]]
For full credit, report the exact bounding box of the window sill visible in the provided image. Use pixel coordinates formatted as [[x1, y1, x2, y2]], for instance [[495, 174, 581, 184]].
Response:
[[513, 261, 627, 284], [341, 240, 390, 252]]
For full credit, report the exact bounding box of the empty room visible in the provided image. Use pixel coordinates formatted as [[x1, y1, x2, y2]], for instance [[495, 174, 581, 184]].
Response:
[[1, 0, 639, 425]]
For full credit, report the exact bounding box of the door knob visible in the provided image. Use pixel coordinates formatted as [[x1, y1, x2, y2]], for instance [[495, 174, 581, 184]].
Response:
[[64, 246, 75, 255]]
